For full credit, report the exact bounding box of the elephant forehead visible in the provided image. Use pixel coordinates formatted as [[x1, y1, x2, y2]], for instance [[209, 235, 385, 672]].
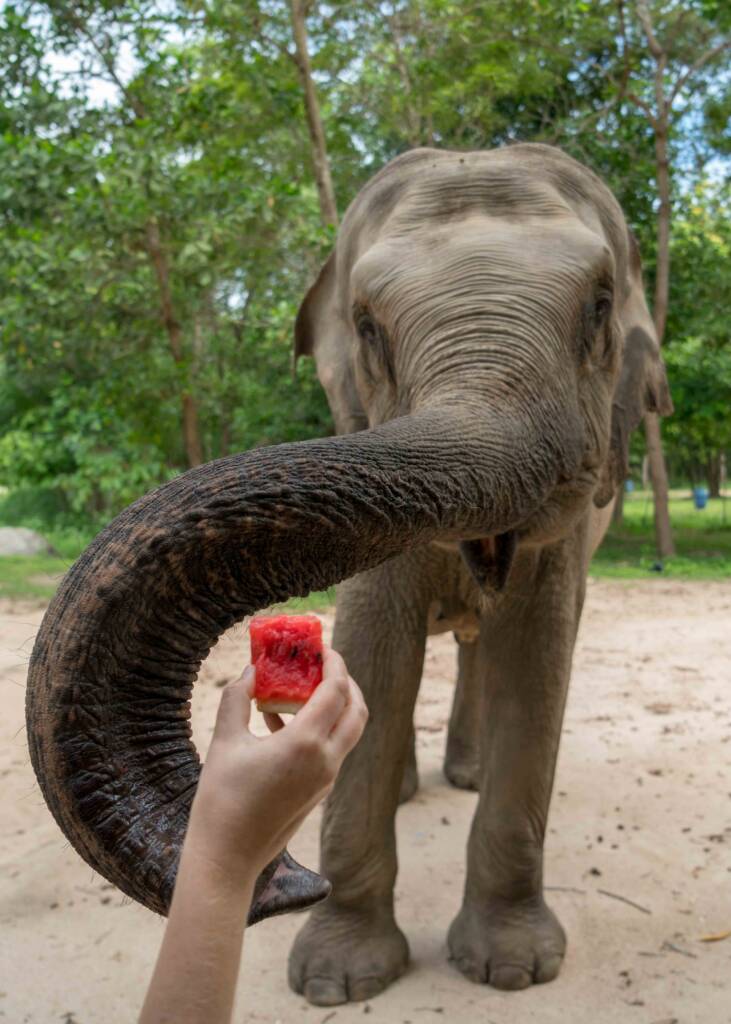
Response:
[[350, 217, 612, 307], [391, 165, 570, 224]]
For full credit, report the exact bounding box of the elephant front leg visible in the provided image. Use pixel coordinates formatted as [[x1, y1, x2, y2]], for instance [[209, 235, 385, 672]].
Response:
[[289, 556, 429, 1006], [448, 550, 583, 991]]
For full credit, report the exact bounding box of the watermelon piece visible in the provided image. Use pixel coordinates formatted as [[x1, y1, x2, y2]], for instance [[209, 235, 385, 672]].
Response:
[[250, 614, 324, 714]]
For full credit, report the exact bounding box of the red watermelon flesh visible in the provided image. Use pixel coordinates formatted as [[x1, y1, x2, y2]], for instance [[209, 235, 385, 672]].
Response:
[[250, 614, 323, 713]]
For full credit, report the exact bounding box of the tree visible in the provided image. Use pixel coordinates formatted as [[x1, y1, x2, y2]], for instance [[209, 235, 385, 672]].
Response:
[[619, 0, 731, 555], [661, 181, 731, 492], [289, 0, 338, 226], [1, 0, 729, 536], [0, 0, 332, 523]]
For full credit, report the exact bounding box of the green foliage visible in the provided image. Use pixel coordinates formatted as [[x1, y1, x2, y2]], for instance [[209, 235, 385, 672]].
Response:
[[663, 337, 731, 467], [0, 0, 728, 545], [0, 0, 335, 526], [0, 554, 71, 601]]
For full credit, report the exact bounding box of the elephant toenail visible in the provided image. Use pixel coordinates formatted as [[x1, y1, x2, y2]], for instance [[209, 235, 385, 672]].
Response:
[[303, 978, 348, 1006], [490, 964, 532, 990], [534, 954, 564, 984], [455, 957, 486, 984], [348, 976, 386, 1001]]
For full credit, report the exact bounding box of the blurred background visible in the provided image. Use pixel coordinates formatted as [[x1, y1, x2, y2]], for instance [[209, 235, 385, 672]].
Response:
[[0, 0, 729, 602]]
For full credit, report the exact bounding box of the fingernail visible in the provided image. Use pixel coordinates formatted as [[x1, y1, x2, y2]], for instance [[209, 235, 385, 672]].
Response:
[[242, 665, 255, 683]]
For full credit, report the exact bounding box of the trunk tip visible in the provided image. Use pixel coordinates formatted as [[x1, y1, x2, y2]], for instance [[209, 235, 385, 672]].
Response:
[[247, 850, 332, 926]]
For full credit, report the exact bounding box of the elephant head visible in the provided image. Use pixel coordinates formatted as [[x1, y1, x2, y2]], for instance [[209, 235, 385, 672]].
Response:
[[26, 144, 671, 924]]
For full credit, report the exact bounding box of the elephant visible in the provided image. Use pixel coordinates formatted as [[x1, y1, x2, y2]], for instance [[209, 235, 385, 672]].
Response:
[[26, 143, 671, 1006]]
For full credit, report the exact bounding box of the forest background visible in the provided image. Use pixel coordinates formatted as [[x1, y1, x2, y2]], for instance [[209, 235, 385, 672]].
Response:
[[0, 0, 730, 596]]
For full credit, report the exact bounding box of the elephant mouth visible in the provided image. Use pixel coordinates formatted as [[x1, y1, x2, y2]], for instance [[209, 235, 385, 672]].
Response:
[[459, 530, 517, 592]]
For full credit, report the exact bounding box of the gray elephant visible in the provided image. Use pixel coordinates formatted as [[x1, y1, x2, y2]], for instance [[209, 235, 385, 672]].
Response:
[[26, 144, 671, 1007]]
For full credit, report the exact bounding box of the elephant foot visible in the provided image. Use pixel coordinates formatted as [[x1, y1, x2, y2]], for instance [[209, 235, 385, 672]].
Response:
[[443, 754, 479, 791], [399, 758, 419, 804], [447, 898, 566, 990], [289, 905, 409, 1005]]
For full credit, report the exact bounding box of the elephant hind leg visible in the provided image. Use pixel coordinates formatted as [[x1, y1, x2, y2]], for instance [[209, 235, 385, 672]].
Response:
[[403, 625, 483, 801], [444, 634, 482, 791], [399, 722, 419, 804]]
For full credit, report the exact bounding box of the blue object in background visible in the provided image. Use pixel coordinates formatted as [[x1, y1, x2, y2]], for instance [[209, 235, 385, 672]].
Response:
[[624, 479, 635, 493], [693, 485, 709, 510]]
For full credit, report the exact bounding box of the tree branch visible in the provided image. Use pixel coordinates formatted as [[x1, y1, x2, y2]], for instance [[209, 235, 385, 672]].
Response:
[[61, 5, 147, 119], [289, 0, 338, 226], [626, 91, 658, 128], [636, 0, 664, 60], [670, 38, 731, 103]]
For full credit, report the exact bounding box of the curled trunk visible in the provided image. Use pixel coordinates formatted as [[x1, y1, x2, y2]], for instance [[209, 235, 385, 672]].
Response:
[[26, 405, 577, 921]]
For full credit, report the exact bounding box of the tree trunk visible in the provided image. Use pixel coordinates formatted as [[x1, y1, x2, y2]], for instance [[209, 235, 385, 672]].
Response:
[[387, 9, 422, 146], [290, 0, 338, 227], [653, 126, 672, 344], [644, 412, 675, 558], [632, 2, 675, 560], [612, 484, 625, 526], [645, 120, 675, 557], [145, 220, 204, 468], [707, 453, 722, 499]]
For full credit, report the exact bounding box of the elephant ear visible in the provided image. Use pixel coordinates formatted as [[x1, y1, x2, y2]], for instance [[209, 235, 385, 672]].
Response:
[[295, 252, 368, 435], [593, 237, 673, 508]]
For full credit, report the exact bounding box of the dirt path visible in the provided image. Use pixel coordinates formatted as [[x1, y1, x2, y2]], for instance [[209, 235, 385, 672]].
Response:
[[1, 579, 730, 1023]]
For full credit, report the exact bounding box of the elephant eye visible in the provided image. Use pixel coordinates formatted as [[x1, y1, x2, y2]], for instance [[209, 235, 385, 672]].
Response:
[[355, 309, 379, 344], [352, 304, 396, 386], [580, 291, 614, 367], [593, 294, 613, 328]]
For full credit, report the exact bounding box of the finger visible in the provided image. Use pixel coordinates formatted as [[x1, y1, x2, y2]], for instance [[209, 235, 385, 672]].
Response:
[[322, 646, 349, 682], [348, 674, 368, 714], [328, 681, 368, 759], [329, 709, 366, 761], [263, 711, 285, 734], [331, 674, 368, 734], [212, 667, 254, 742], [242, 664, 256, 699], [243, 665, 283, 732], [292, 647, 350, 738]]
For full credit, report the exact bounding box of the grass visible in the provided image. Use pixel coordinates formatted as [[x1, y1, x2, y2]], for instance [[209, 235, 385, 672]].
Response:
[[589, 490, 731, 580], [0, 527, 93, 601], [271, 589, 337, 612], [0, 490, 728, 601]]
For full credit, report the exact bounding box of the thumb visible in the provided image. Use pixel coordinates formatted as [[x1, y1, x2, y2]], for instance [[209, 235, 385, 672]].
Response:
[[213, 666, 255, 742]]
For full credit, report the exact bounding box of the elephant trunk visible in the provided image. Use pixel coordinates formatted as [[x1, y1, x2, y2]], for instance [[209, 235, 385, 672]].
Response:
[[26, 403, 580, 921]]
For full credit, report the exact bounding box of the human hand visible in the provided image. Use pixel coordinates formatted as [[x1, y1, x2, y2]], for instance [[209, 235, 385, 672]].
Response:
[[186, 646, 368, 882]]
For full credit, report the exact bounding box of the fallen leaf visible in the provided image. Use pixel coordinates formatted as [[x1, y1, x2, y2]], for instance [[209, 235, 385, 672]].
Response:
[[699, 929, 731, 943]]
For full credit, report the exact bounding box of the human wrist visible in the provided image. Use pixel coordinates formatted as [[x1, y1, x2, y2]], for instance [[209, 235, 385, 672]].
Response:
[[180, 816, 259, 897]]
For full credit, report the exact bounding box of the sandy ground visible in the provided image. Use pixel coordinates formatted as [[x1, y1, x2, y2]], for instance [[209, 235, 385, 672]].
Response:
[[1, 579, 730, 1024]]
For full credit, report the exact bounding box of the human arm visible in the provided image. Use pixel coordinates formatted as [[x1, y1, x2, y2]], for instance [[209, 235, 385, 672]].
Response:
[[138, 647, 368, 1024]]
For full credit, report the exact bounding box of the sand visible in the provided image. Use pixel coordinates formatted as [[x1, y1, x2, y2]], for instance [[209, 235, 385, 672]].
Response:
[[1, 578, 730, 1023]]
